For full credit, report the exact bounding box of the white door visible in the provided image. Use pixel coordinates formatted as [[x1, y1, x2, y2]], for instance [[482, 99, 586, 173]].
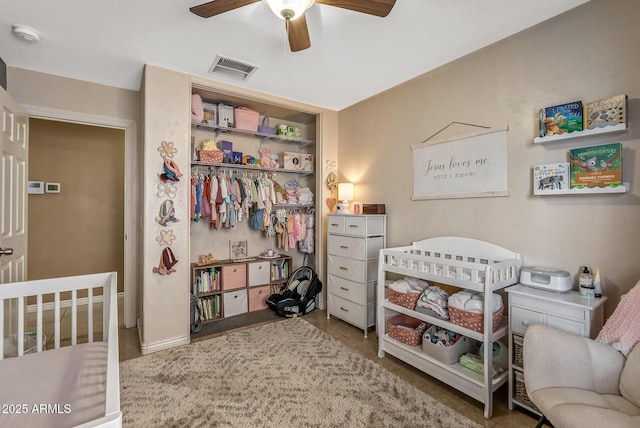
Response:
[[0, 87, 28, 285]]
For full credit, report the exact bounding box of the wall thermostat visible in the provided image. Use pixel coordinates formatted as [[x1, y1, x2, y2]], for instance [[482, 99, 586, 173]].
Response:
[[45, 182, 61, 193], [28, 181, 44, 194]]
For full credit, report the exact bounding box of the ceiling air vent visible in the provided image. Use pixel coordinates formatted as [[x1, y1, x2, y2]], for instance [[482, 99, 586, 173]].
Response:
[[209, 55, 258, 81]]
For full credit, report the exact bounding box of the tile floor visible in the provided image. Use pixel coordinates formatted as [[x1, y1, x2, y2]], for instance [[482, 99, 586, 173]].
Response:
[[23, 299, 538, 427]]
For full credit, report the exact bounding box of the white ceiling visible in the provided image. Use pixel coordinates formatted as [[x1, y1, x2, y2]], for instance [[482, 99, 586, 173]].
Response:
[[1, 0, 590, 111]]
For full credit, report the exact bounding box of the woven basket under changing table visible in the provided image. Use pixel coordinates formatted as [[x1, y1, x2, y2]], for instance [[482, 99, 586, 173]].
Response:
[[514, 371, 540, 413], [513, 334, 524, 368]]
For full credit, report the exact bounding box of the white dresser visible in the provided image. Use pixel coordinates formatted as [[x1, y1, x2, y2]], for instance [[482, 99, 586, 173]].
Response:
[[327, 214, 386, 337], [506, 284, 607, 414]]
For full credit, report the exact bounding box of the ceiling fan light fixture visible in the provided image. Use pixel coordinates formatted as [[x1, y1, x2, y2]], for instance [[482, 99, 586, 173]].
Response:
[[263, 0, 314, 20]]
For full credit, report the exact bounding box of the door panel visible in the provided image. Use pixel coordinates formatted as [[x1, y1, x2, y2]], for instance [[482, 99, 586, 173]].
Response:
[[0, 87, 28, 284]]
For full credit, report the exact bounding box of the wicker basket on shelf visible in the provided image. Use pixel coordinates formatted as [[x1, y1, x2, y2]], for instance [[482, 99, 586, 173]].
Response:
[[388, 288, 421, 310], [447, 305, 504, 333], [386, 314, 428, 347]]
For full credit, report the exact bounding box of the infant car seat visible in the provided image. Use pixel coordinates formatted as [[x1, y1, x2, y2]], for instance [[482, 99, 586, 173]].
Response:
[[266, 266, 322, 317]]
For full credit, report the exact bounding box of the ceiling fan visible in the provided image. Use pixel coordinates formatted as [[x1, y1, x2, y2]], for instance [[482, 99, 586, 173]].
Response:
[[190, 0, 396, 52]]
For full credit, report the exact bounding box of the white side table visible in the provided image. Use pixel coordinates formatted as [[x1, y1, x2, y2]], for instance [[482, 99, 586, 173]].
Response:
[[506, 284, 607, 414]]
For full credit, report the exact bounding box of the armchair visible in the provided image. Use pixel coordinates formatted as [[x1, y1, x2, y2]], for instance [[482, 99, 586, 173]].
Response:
[[524, 324, 639, 427]]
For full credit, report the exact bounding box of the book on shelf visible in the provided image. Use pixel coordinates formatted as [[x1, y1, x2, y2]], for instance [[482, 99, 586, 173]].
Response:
[[533, 162, 570, 194], [541, 100, 583, 136], [583, 94, 627, 130], [569, 143, 622, 188]]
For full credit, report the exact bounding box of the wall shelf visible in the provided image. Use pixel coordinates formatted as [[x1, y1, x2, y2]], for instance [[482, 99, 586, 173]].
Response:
[[534, 183, 628, 195], [533, 123, 627, 144]]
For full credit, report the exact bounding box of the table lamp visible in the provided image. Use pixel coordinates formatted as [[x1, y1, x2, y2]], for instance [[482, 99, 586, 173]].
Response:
[[338, 182, 354, 214]]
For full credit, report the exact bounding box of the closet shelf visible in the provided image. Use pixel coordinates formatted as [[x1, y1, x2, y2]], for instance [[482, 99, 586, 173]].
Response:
[[273, 203, 313, 209], [192, 123, 314, 148], [191, 161, 314, 176], [533, 123, 627, 144]]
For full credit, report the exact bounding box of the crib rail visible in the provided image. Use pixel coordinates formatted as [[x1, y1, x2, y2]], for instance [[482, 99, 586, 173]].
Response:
[[0, 272, 117, 358]]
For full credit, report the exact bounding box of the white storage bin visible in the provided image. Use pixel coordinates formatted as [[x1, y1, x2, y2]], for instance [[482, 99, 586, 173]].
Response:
[[422, 325, 471, 364]]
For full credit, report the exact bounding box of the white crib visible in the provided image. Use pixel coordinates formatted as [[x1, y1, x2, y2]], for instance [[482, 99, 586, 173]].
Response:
[[0, 272, 121, 428]]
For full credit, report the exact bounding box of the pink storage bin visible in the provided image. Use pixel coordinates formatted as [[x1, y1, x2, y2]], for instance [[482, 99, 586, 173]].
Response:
[[234, 107, 259, 131]]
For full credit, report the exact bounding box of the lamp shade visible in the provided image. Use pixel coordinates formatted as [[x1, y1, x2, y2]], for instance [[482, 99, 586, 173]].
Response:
[[338, 183, 354, 201]]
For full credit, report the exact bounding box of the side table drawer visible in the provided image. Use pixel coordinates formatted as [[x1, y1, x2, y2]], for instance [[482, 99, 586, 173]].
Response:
[[328, 294, 365, 328], [223, 290, 248, 317], [248, 286, 270, 312], [248, 261, 270, 286], [547, 315, 585, 336], [510, 306, 544, 335], [222, 264, 247, 290]]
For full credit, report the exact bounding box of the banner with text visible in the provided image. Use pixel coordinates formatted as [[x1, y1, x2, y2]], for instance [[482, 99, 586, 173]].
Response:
[[411, 127, 508, 200]]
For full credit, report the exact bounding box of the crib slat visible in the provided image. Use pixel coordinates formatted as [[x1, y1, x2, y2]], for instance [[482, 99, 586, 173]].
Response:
[[0, 302, 4, 360], [71, 289, 77, 346], [37, 294, 43, 352], [54, 292, 60, 349], [88, 287, 94, 343], [17, 296, 25, 356]]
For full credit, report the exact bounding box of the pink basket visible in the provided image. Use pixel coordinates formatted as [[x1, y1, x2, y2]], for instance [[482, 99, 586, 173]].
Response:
[[198, 150, 224, 163], [234, 107, 259, 132]]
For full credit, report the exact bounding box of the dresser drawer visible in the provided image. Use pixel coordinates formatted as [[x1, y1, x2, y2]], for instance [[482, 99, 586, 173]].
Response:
[[345, 216, 385, 237], [328, 235, 366, 259], [510, 306, 544, 334], [327, 216, 346, 235], [328, 275, 366, 304], [328, 294, 366, 328], [248, 261, 270, 286], [248, 286, 270, 312], [221, 264, 247, 290], [327, 255, 365, 283], [328, 235, 384, 261], [223, 290, 248, 317]]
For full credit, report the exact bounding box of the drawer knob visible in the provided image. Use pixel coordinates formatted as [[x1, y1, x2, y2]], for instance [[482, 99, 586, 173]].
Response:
[[340, 286, 349, 291], [522, 320, 530, 327], [258, 266, 262, 270], [339, 266, 348, 270], [340, 307, 349, 312], [331, 223, 339, 226], [340, 245, 349, 249], [349, 225, 359, 228]]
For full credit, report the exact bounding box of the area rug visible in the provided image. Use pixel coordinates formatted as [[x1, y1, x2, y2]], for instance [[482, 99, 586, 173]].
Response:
[[120, 318, 481, 428]]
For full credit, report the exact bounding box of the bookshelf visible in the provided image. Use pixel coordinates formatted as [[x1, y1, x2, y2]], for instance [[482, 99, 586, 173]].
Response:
[[191, 255, 292, 323]]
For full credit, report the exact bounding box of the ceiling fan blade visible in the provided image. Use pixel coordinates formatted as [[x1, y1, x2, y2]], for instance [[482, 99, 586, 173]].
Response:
[[190, 0, 261, 18], [316, 0, 396, 17], [286, 15, 311, 52]]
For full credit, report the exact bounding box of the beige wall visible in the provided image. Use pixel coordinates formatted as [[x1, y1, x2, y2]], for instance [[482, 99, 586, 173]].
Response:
[[7, 67, 139, 120], [338, 0, 640, 318], [28, 119, 125, 294]]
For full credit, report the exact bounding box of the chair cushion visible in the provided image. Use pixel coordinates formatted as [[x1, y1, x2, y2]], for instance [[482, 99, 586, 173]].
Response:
[[620, 345, 640, 408], [531, 387, 640, 428]]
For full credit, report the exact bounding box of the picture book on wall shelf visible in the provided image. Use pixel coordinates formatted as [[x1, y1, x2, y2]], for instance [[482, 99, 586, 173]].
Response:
[[533, 162, 569, 194], [569, 143, 622, 188], [542, 101, 583, 136], [584, 94, 627, 130]]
